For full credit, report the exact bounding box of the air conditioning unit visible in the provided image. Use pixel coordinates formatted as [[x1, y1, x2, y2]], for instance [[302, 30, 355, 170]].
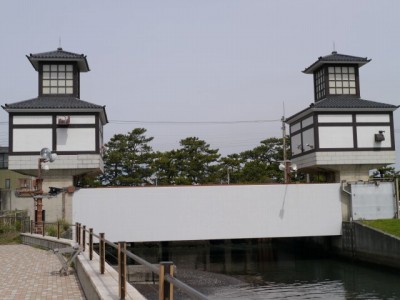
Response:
[[57, 116, 70, 125]]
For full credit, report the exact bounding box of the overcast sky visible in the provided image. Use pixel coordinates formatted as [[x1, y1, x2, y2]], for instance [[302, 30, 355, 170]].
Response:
[[0, 1, 399, 164]]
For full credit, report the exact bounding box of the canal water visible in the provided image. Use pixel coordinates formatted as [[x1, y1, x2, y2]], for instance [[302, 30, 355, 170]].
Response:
[[124, 239, 400, 299]]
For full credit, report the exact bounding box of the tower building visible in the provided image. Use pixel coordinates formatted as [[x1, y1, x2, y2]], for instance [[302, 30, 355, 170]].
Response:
[[286, 52, 397, 182]]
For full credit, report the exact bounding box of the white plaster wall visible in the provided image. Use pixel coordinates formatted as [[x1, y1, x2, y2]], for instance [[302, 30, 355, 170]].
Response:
[[302, 128, 314, 149], [301, 116, 313, 127], [318, 115, 352, 123], [319, 127, 353, 148], [13, 129, 53, 152], [291, 133, 302, 155], [57, 128, 96, 151], [73, 184, 342, 242], [357, 126, 391, 148], [356, 114, 390, 123], [57, 115, 95, 124], [13, 115, 52, 124]]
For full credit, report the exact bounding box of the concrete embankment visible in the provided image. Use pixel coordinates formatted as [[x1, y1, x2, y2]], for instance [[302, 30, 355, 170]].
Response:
[[331, 221, 400, 269]]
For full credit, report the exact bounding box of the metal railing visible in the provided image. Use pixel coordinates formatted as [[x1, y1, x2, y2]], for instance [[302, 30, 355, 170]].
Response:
[[74, 222, 208, 300]]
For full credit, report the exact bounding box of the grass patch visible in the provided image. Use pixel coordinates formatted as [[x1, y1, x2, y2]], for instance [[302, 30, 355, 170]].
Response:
[[361, 219, 400, 238], [0, 226, 21, 245]]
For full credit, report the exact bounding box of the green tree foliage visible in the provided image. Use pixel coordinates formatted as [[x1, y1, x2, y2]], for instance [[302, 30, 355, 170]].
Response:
[[239, 137, 288, 183], [88, 127, 294, 187], [100, 128, 154, 186]]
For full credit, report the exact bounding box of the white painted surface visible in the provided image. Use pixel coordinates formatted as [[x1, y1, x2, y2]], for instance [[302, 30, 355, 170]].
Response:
[[356, 114, 390, 123], [319, 126, 353, 148], [291, 122, 301, 133], [57, 115, 95, 124], [356, 126, 391, 148], [57, 128, 96, 151], [13, 115, 52, 124], [318, 114, 352, 123], [302, 128, 314, 150], [291, 133, 302, 155], [73, 184, 342, 242], [13, 128, 53, 152], [301, 116, 313, 127]]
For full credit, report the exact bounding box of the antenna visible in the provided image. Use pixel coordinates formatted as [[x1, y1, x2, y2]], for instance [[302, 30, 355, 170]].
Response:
[[58, 37, 62, 50], [332, 41, 336, 52]]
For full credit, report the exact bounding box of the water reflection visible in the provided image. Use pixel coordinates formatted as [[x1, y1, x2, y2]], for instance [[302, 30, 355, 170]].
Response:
[[127, 239, 400, 299]]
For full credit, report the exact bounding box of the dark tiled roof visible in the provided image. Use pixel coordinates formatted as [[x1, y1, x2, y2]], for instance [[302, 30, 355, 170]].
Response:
[[27, 48, 90, 72], [312, 97, 398, 109], [286, 97, 398, 123], [303, 51, 371, 74], [3, 96, 104, 110]]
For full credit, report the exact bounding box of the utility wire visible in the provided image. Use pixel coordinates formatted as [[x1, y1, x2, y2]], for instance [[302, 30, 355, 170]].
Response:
[[109, 119, 281, 125]]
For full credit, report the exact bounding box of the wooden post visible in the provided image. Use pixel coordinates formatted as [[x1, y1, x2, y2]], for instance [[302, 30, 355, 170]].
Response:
[[42, 222, 45, 237], [118, 242, 127, 299], [99, 233, 105, 274], [75, 222, 79, 243], [57, 222, 60, 239], [82, 225, 86, 252], [159, 261, 174, 300], [89, 228, 93, 260]]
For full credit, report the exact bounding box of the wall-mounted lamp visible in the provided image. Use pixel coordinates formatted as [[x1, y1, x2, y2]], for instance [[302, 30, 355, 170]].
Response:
[[374, 131, 385, 142], [306, 144, 314, 149]]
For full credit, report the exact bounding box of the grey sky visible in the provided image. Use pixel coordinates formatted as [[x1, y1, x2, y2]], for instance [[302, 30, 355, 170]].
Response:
[[1, 1, 399, 164]]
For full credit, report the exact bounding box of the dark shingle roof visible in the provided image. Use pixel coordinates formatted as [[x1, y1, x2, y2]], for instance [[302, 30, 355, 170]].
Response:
[[286, 97, 398, 123], [312, 97, 398, 109], [303, 51, 371, 74], [3, 96, 102, 109], [27, 48, 90, 72], [2, 96, 108, 123]]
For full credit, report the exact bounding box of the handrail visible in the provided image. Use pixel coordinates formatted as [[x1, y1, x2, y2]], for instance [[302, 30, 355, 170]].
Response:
[[77, 223, 209, 300]]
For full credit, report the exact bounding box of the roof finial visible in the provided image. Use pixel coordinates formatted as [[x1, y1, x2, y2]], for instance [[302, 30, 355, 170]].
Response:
[[332, 41, 337, 54], [58, 37, 62, 51]]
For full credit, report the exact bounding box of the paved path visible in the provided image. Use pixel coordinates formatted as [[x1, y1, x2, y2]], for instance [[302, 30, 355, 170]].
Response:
[[0, 244, 85, 299]]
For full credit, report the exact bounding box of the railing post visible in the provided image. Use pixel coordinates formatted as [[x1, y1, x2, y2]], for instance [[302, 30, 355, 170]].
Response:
[[99, 233, 105, 274], [57, 222, 60, 239], [30, 220, 34, 234], [118, 241, 127, 299], [82, 225, 86, 252], [89, 228, 93, 260], [75, 222, 79, 243], [159, 261, 174, 300], [42, 222, 45, 237]]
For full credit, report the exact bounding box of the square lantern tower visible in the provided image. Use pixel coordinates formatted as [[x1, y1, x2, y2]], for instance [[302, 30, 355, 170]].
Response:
[[2, 48, 108, 178], [286, 52, 398, 182]]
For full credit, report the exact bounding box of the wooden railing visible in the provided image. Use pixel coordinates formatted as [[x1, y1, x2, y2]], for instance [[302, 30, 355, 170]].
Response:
[[74, 222, 208, 300]]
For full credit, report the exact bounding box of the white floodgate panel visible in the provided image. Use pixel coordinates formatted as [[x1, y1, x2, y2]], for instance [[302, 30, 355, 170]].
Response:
[[350, 182, 397, 220], [73, 184, 342, 242]]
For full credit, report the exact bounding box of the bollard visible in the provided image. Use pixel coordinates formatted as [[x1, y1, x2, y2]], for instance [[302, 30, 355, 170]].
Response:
[[89, 228, 93, 260], [82, 225, 86, 252], [99, 233, 105, 274], [118, 242, 127, 299], [159, 261, 174, 300]]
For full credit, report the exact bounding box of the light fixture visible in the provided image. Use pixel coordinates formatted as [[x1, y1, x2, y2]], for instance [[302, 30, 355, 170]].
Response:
[[40, 147, 57, 162], [306, 144, 314, 149], [375, 131, 385, 142]]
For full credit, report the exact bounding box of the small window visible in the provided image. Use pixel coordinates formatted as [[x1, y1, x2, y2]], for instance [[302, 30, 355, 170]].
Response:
[[42, 64, 74, 95]]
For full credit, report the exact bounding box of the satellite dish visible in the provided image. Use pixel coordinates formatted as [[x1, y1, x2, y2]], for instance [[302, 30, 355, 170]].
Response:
[[40, 148, 52, 160], [291, 164, 297, 171], [279, 163, 286, 171]]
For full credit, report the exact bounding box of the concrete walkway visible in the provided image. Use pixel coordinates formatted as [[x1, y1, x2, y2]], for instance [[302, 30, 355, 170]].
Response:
[[0, 244, 85, 299]]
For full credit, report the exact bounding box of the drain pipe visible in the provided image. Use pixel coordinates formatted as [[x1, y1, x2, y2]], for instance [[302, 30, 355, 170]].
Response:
[[342, 180, 351, 195]]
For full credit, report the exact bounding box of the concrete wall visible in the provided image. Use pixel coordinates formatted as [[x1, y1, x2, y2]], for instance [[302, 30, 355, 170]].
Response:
[[332, 222, 400, 269], [72, 183, 343, 242]]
